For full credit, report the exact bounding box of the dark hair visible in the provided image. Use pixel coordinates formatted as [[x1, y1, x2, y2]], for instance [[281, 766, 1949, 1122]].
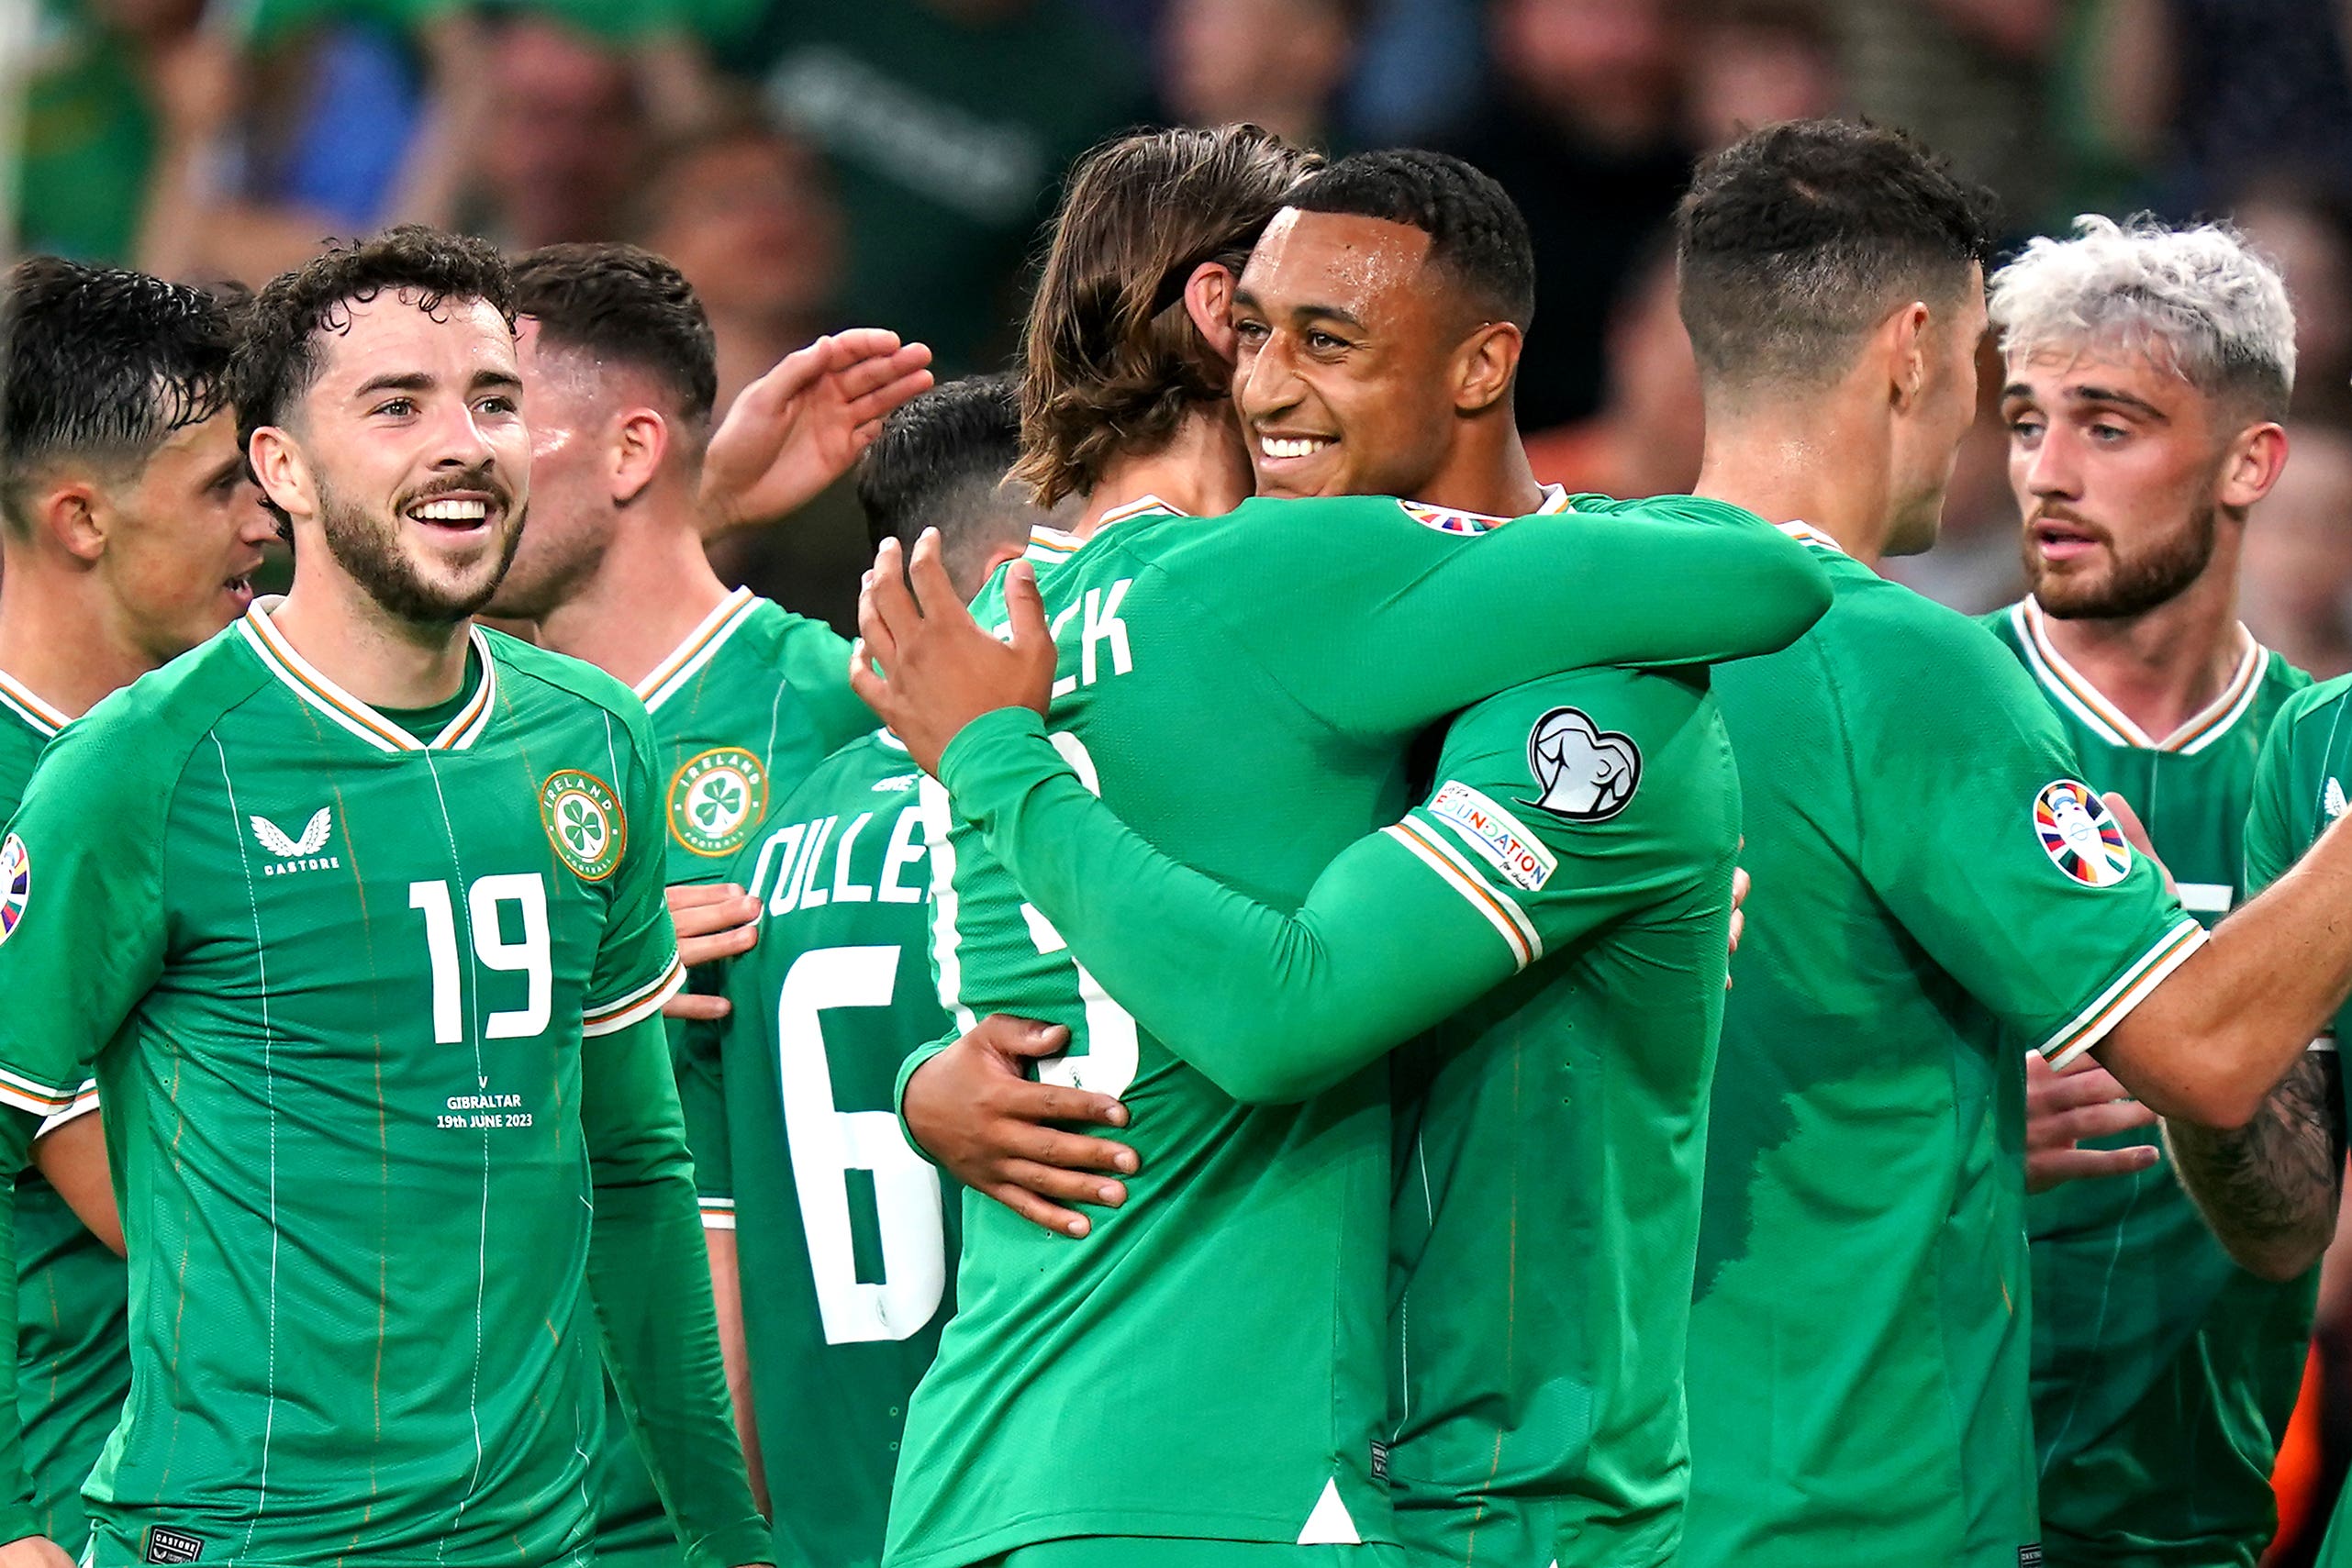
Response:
[[0, 258, 241, 534], [860, 374, 1033, 596], [1676, 119, 1999, 392], [231, 225, 515, 527], [1288, 149, 1537, 329], [511, 242, 718, 426], [1018, 124, 1321, 508]]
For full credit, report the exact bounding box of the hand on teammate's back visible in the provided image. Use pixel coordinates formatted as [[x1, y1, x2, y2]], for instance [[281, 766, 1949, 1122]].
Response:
[[660, 883, 762, 1021], [903, 1015, 1137, 1238], [699, 329, 936, 537], [851, 533, 1054, 774]]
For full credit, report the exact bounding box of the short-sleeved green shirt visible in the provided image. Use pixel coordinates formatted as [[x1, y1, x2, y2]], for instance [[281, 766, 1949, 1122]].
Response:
[[594, 587, 869, 1568], [1989, 599, 2315, 1568], [678, 728, 956, 1568], [2246, 675, 2352, 1568], [0, 606, 767, 1567], [1683, 530, 2200, 1568], [0, 673, 128, 1554]]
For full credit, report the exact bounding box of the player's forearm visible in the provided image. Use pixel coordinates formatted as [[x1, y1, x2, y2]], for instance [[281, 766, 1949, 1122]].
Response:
[[2106, 813, 2352, 1125], [938, 712, 1507, 1101], [704, 1229, 768, 1516], [2164, 1051, 2346, 1281], [582, 1017, 769, 1568]]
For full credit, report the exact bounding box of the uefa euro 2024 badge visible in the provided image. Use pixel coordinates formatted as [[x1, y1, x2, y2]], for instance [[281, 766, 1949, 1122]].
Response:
[[2034, 779, 2134, 888]]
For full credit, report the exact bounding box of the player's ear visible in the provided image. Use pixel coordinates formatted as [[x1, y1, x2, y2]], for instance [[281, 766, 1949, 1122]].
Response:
[[1184, 263, 1240, 364], [29, 478, 106, 563], [2219, 420, 2289, 511], [1885, 302, 1933, 413], [1454, 321, 1523, 416], [610, 407, 667, 506], [248, 426, 314, 528]]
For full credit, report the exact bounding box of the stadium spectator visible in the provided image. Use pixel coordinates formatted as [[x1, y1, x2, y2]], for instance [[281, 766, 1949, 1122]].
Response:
[[1434, 0, 1697, 427], [1522, 239, 1704, 498], [638, 112, 845, 407], [1681, 0, 1841, 153], [1156, 0, 1362, 150], [451, 11, 651, 250], [2244, 425, 2352, 680], [740, 0, 1155, 373]]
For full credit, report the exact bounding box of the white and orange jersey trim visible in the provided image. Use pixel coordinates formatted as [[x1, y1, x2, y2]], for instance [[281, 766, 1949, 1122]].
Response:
[[1382, 817, 1542, 971], [638, 587, 763, 713], [1774, 520, 1846, 554], [2038, 917, 2207, 1069], [240, 601, 496, 753], [2012, 598, 2265, 754], [583, 952, 686, 1037], [0, 1062, 80, 1121], [0, 671, 69, 740], [698, 1195, 737, 1230], [35, 1078, 99, 1140]]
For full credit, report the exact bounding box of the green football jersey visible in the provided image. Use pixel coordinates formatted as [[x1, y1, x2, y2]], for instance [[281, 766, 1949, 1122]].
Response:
[[0, 605, 766, 1568], [678, 728, 956, 1568], [0, 672, 129, 1553], [1987, 598, 2315, 1568], [1683, 529, 2201, 1568], [2245, 674, 2352, 1568], [598, 585, 868, 1568], [892, 491, 1831, 1568]]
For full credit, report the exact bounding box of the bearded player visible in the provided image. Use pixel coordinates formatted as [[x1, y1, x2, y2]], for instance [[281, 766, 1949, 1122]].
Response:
[[0, 258, 274, 1557], [0, 228, 768, 1568], [1983, 217, 2317, 1568]]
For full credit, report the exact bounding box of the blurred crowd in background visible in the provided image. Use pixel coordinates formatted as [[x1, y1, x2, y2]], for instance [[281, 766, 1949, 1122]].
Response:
[[18, 0, 2352, 673]]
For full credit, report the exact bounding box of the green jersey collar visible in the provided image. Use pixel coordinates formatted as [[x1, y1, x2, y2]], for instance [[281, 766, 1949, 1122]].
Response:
[[238, 598, 497, 753], [636, 586, 763, 712], [2012, 596, 2264, 753], [0, 670, 70, 739], [1775, 520, 1846, 554]]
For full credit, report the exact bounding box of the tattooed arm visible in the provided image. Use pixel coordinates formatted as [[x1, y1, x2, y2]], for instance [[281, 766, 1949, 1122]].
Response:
[[2165, 1048, 2346, 1282]]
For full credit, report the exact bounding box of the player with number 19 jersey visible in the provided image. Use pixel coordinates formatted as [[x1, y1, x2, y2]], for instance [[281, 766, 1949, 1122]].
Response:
[[0, 673, 127, 1553], [887, 492, 1831, 1568], [0, 604, 766, 1568], [1988, 599, 2315, 1568], [679, 727, 957, 1568]]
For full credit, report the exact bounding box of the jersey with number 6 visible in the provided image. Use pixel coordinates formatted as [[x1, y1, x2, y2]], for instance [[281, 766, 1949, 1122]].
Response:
[[0, 673, 128, 1554], [0, 606, 695, 1567], [600, 586, 868, 1568], [678, 728, 956, 1568], [1987, 599, 2315, 1568], [892, 492, 1833, 1568], [2245, 673, 2352, 1568], [1681, 531, 2201, 1568]]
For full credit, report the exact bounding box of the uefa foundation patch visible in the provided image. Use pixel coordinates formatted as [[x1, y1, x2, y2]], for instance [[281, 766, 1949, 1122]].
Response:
[[2034, 779, 2133, 887], [541, 769, 626, 881], [668, 747, 769, 858]]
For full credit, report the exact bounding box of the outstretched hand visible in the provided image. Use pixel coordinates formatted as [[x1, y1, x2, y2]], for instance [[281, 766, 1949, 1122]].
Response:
[[2025, 1051, 2160, 1192], [902, 1015, 1136, 1238], [849, 531, 1056, 775], [699, 329, 934, 536]]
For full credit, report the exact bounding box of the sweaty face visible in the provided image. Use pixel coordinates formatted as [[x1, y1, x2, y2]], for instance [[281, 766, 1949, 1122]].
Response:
[[2003, 342, 2229, 619], [1232, 208, 1467, 500], [104, 410, 276, 661], [484, 325, 610, 621], [276, 293, 529, 626]]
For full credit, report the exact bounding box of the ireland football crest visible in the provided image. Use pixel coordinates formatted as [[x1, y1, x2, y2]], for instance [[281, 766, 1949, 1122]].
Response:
[[540, 769, 625, 881], [0, 833, 26, 944], [2034, 779, 2133, 887], [667, 747, 768, 858]]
